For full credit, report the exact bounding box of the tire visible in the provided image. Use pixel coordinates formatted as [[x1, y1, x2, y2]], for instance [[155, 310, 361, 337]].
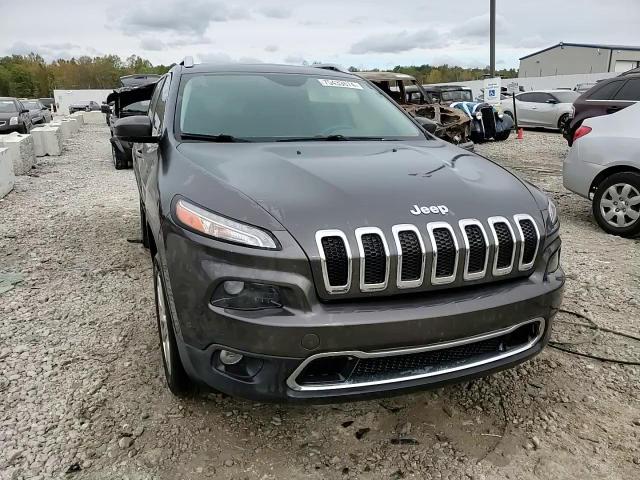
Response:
[[112, 144, 126, 170], [153, 254, 192, 396], [18, 124, 27, 134], [592, 172, 640, 238], [494, 130, 510, 141], [557, 113, 570, 131], [504, 110, 514, 120], [140, 201, 150, 248]]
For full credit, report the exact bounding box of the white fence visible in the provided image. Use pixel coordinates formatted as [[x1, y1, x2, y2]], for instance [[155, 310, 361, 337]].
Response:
[[53, 89, 112, 115], [426, 72, 618, 99]]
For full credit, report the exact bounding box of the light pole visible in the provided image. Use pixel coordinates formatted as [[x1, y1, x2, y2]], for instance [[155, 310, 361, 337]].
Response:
[[490, 0, 496, 77]]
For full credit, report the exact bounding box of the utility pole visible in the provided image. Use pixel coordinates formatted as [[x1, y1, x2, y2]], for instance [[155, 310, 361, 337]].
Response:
[[490, 0, 496, 77]]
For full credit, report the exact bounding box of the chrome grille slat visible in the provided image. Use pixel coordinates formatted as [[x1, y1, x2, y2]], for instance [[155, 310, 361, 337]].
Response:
[[514, 214, 540, 271], [488, 217, 516, 276], [355, 227, 390, 292], [315, 230, 352, 294], [459, 219, 489, 281], [427, 222, 459, 285], [392, 224, 426, 289]]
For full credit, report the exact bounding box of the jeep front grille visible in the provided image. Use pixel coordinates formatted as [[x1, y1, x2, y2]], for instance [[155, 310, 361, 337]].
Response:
[[316, 214, 540, 295], [480, 106, 497, 138]]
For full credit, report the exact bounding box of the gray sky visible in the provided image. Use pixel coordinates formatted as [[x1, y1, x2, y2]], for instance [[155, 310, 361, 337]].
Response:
[[2, 0, 639, 69]]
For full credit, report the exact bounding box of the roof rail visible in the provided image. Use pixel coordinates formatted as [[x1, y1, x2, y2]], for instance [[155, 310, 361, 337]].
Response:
[[313, 64, 349, 73], [180, 56, 194, 68]]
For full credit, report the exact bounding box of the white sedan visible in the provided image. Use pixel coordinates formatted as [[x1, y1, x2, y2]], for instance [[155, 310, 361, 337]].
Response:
[[503, 90, 579, 130], [563, 101, 640, 237]]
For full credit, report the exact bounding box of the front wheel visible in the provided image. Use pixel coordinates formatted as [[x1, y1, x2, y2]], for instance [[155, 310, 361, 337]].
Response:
[[494, 130, 510, 141], [592, 172, 640, 237], [154, 255, 192, 396], [112, 144, 126, 170], [557, 113, 570, 131]]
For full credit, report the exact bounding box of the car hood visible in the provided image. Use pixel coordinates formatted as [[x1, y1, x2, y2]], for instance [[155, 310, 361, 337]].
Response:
[[176, 140, 539, 250]]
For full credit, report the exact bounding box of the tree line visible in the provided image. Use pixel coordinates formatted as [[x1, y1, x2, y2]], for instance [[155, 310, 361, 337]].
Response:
[[0, 53, 518, 99], [0, 54, 172, 99]]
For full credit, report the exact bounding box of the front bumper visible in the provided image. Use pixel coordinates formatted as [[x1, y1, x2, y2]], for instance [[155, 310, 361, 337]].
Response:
[[161, 222, 564, 402]]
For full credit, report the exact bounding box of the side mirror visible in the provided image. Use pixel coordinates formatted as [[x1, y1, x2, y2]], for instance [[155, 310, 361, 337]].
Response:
[[41, 106, 48, 110], [21, 108, 29, 114], [414, 116, 439, 134], [114, 115, 158, 143], [101, 104, 111, 114]]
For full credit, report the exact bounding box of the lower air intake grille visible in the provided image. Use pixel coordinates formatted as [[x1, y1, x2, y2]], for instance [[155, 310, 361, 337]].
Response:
[[519, 219, 538, 265], [361, 233, 386, 284], [321, 236, 349, 286], [398, 231, 422, 281], [494, 223, 514, 269], [464, 224, 487, 273], [433, 228, 456, 277]]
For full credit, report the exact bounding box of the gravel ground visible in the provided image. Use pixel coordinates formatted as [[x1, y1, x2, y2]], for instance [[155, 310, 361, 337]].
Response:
[[1, 126, 638, 480]]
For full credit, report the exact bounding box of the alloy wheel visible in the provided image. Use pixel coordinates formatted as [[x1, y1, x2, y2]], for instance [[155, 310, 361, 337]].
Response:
[[599, 183, 640, 228], [156, 272, 172, 375]]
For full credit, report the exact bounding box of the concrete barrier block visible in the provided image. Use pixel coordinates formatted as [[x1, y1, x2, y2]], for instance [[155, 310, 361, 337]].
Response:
[[62, 117, 79, 135], [70, 112, 85, 127], [49, 121, 71, 142], [82, 111, 106, 124], [0, 147, 15, 199], [30, 126, 63, 156], [0, 133, 36, 175]]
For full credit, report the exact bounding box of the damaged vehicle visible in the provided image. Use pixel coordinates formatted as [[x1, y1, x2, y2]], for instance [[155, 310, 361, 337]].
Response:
[[112, 62, 563, 401], [106, 80, 157, 169], [423, 85, 474, 103], [450, 101, 513, 142], [355, 72, 473, 150]]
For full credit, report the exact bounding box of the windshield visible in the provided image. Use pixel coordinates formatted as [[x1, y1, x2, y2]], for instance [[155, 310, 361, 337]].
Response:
[[552, 91, 580, 103], [0, 100, 17, 113], [441, 90, 473, 102], [122, 100, 149, 114], [178, 73, 422, 141], [22, 101, 40, 109]]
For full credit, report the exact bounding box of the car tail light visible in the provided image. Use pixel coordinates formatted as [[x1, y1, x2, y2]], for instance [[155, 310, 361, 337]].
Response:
[[573, 126, 592, 142]]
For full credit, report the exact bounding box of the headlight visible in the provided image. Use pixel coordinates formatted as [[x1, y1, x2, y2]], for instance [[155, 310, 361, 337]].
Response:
[[547, 198, 559, 231], [211, 281, 282, 310], [475, 111, 483, 120], [175, 198, 278, 249], [9, 117, 18, 125], [498, 112, 504, 119]]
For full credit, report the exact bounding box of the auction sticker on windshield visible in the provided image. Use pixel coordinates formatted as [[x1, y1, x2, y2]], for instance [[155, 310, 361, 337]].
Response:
[[318, 79, 363, 89]]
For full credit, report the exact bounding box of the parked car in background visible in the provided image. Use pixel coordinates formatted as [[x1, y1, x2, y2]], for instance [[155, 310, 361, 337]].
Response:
[[574, 82, 597, 94], [119, 74, 161, 88], [450, 101, 513, 142], [68, 100, 101, 114], [564, 101, 640, 237], [0, 97, 32, 133], [19, 99, 52, 125], [106, 81, 156, 169], [39, 97, 56, 112], [565, 73, 640, 145], [502, 90, 578, 131], [355, 71, 473, 149], [112, 62, 563, 400]]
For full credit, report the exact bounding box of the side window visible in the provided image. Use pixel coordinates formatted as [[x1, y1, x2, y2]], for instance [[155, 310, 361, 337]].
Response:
[[614, 79, 640, 101], [154, 75, 171, 131], [588, 80, 624, 100], [148, 77, 165, 131], [517, 93, 534, 102]]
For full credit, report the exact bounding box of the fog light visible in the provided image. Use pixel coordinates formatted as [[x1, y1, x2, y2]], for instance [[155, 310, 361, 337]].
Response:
[[219, 350, 243, 365], [223, 280, 245, 295]]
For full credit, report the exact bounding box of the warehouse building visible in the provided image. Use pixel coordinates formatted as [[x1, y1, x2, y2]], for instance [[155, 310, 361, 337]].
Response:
[[519, 42, 640, 77]]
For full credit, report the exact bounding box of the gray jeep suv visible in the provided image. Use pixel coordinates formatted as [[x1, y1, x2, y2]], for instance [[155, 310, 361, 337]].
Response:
[[113, 62, 564, 402]]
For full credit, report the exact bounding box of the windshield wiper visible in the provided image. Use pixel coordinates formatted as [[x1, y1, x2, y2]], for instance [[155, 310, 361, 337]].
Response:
[[180, 133, 251, 143], [276, 135, 387, 142]]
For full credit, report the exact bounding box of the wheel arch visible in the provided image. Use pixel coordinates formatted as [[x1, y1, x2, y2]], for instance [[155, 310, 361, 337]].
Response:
[[590, 165, 640, 195]]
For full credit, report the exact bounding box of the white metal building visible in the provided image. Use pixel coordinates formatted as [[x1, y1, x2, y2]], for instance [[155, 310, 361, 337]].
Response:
[[518, 42, 640, 78]]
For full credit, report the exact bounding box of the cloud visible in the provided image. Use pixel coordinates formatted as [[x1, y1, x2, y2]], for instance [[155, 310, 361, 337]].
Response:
[[283, 55, 307, 65], [258, 6, 291, 19], [139, 38, 165, 51], [264, 45, 279, 53], [5, 41, 96, 61], [114, 0, 249, 38], [196, 52, 263, 64], [454, 14, 509, 39], [349, 29, 449, 54]]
